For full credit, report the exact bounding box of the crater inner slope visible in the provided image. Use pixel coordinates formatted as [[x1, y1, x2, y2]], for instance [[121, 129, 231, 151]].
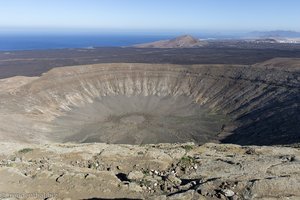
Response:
[[0, 60, 299, 145]]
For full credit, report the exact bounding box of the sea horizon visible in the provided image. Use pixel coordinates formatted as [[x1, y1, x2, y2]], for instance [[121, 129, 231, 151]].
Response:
[[0, 31, 246, 51], [0, 34, 176, 51]]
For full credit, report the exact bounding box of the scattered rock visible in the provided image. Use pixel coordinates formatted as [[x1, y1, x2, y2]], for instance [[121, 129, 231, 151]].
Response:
[[221, 189, 235, 197], [128, 171, 144, 180], [167, 174, 182, 186], [0, 142, 299, 199]]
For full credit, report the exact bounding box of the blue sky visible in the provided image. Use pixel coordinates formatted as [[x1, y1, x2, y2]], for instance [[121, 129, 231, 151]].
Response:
[[0, 0, 300, 34]]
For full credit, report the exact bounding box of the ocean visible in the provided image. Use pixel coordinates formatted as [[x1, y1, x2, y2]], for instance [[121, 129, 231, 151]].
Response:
[[0, 35, 173, 51]]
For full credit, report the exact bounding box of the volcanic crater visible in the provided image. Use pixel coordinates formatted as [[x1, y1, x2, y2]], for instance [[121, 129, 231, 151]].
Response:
[[0, 59, 299, 145]]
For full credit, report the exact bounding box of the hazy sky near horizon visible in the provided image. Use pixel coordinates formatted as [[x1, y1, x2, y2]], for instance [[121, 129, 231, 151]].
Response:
[[1, 0, 300, 33]]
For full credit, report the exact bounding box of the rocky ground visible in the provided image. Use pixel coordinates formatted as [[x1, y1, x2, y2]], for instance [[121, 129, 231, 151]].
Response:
[[0, 142, 299, 200]]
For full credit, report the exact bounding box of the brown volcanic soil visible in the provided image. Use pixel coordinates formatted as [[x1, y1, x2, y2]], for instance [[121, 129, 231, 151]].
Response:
[[0, 59, 299, 145]]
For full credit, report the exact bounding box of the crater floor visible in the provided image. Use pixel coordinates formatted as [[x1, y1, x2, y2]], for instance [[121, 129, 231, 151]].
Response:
[[52, 95, 228, 144]]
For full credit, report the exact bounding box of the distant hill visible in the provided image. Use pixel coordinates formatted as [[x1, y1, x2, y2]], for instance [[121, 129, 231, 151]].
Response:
[[248, 30, 300, 38], [253, 38, 279, 43], [134, 35, 207, 48]]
